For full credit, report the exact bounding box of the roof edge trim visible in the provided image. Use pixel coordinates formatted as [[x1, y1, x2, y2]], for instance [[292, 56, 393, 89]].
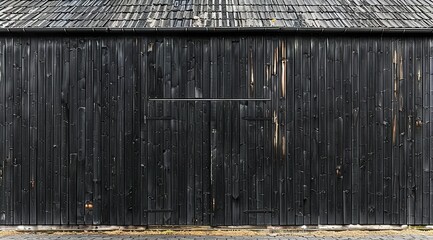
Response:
[[1, 27, 433, 34]]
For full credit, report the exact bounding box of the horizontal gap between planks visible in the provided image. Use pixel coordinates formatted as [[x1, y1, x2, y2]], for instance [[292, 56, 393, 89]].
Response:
[[243, 209, 275, 213], [242, 117, 272, 121], [148, 98, 271, 101], [143, 209, 174, 213]]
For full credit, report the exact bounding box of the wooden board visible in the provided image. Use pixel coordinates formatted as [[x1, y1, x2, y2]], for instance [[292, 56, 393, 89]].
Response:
[[0, 35, 431, 226]]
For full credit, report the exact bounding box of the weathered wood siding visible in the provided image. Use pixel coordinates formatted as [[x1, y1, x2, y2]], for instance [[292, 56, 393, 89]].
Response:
[[0, 35, 432, 226]]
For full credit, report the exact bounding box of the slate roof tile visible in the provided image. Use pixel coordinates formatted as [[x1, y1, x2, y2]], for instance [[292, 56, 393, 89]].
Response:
[[0, 0, 433, 29]]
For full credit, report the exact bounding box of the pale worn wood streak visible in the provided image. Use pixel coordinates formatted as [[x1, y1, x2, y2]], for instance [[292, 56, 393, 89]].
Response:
[[0, 35, 432, 226]]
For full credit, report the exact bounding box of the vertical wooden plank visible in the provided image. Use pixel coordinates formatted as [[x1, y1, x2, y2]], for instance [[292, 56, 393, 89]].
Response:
[[325, 38, 335, 225], [302, 36, 312, 225], [294, 36, 303, 225], [188, 40, 197, 225], [123, 37, 133, 225], [271, 37, 280, 225], [99, 38, 111, 224], [169, 37, 178, 225], [4, 37, 13, 225], [309, 37, 319, 225], [375, 38, 384, 224], [406, 38, 415, 225], [209, 38, 216, 228], [109, 37, 118, 225], [108, 37, 118, 225], [215, 38, 225, 225], [52, 38, 62, 224], [351, 37, 360, 224], [68, 38, 78, 225], [0, 37, 6, 225], [131, 37, 140, 226], [429, 38, 433, 225], [286, 37, 296, 225], [231, 39, 240, 226], [92, 38, 102, 225], [178, 38, 187, 225], [154, 39, 165, 225], [194, 39, 203, 225], [317, 37, 327, 225], [116, 37, 125, 225], [36, 38, 46, 224], [130, 38, 143, 225], [421, 37, 430, 225], [162, 37, 173, 225], [398, 38, 407, 225], [367, 38, 376, 224], [20, 37, 30, 225], [210, 99, 217, 226], [76, 38, 86, 225], [238, 37, 248, 225], [259, 37, 268, 225], [414, 38, 423, 225], [201, 39, 211, 225], [342, 37, 352, 225], [140, 37, 149, 226], [44, 38, 53, 225], [209, 38, 217, 225], [60, 37, 70, 225], [246, 37, 257, 225], [223, 38, 233, 226], [358, 37, 368, 224], [215, 98, 225, 225], [334, 36, 343, 225], [391, 39, 401, 224], [82, 39, 93, 224], [186, 39, 195, 225], [84, 38, 94, 225], [279, 38, 288, 226], [253, 37, 264, 225], [12, 37, 23, 225], [383, 37, 393, 224], [391, 37, 400, 224]]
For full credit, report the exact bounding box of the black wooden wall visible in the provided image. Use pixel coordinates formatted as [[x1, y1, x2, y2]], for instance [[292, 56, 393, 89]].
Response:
[[0, 34, 432, 226]]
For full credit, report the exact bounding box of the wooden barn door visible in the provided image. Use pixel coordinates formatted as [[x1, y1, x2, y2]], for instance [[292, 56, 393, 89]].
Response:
[[210, 100, 273, 226], [145, 100, 213, 225], [145, 99, 273, 226], [144, 38, 275, 226]]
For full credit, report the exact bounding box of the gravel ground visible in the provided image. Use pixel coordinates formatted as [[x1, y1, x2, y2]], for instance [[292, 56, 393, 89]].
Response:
[[2, 235, 433, 240]]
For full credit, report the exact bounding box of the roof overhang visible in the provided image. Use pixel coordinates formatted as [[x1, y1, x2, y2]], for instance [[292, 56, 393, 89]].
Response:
[[1, 27, 433, 34]]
